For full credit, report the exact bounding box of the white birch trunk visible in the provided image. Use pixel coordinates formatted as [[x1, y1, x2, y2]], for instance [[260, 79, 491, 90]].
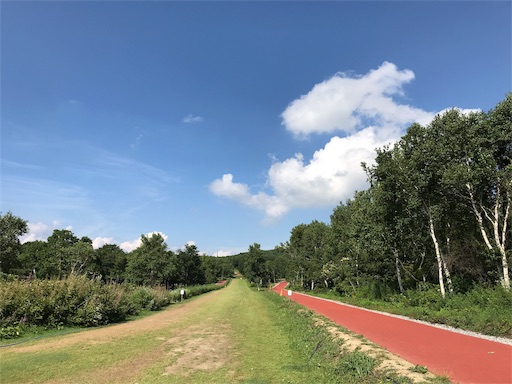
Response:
[[394, 248, 404, 294], [467, 183, 510, 291], [428, 209, 446, 298]]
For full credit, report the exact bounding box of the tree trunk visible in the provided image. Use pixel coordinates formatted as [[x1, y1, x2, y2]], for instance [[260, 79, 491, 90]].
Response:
[[494, 192, 510, 291], [394, 249, 404, 294], [440, 250, 453, 294], [467, 183, 510, 291], [428, 209, 446, 298]]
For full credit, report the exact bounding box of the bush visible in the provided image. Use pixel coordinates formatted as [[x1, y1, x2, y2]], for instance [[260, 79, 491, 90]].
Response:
[[0, 277, 230, 339], [0, 276, 134, 331]]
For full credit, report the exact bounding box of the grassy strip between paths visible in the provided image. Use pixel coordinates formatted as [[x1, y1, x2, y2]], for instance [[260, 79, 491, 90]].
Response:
[[0, 279, 449, 384]]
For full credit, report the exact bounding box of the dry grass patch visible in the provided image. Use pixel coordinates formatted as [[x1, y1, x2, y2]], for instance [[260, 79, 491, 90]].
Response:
[[162, 323, 235, 377]]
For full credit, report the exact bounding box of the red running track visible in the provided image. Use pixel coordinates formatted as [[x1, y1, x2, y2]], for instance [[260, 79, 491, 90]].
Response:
[[273, 282, 512, 384]]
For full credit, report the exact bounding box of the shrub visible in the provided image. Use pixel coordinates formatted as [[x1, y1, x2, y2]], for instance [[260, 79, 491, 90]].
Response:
[[0, 277, 229, 339]]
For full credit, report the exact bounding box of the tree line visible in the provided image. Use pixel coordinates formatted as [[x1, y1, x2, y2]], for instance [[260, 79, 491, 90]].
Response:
[[235, 95, 511, 299], [0, 216, 232, 287]]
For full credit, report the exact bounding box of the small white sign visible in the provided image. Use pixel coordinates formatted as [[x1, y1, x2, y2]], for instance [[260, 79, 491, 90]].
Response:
[[288, 290, 292, 296], [180, 289, 185, 295]]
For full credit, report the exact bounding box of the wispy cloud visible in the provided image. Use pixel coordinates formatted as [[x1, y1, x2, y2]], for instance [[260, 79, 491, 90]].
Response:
[[182, 114, 203, 123], [130, 133, 144, 149], [211, 62, 438, 221], [1, 159, 43, 170]]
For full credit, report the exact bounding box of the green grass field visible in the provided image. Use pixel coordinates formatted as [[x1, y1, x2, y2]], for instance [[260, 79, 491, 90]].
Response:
[[0, 279, 447, 383]]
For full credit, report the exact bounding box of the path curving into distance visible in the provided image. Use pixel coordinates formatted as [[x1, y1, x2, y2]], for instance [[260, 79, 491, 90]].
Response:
[[273, 282, 512, 384]]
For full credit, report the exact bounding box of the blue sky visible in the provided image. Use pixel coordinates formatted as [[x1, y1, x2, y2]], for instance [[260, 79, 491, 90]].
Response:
[[1, 1, 510, 255]]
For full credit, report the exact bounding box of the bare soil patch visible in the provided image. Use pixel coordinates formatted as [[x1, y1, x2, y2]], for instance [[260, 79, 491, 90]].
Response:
[[162, 323, 235, 377]]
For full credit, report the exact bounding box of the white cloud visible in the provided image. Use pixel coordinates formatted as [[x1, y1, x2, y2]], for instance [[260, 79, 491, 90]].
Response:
[[20, 221, 75, 243], [119, 231, 169, 252], [213, 250, 233, 257], [182, 114, 203, 123], [20, 221, 51, 243], [436, 107, 481, 117], [210, 174, 287, 220], [281, 61, 432, 137], [211, 62, 438, 221], [92, 237, 114, 249], [211, 126, 395, 221]]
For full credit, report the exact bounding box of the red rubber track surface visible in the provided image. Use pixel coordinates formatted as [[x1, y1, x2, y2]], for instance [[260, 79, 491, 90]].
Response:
[[273, 282, 512, 384]]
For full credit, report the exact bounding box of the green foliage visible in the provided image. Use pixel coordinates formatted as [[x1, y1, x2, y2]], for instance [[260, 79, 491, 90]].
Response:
[[335, 350, 376, 378], [0, 324, 22, 339], [128, 286, 171, 311], [0, 275, 135, 331], [175, 244, 206, 285], [0, 211, 28, 274], [0, 276, 227, 339], [126, 233, 173, 286], [409, 365, 429, 374]]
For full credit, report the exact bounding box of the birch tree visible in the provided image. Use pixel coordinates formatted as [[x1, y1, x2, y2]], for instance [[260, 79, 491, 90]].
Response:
[[440, 96, 511, 290]]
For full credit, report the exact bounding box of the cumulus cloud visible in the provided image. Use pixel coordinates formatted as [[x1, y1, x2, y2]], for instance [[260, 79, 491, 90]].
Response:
[[182, 114, 203, 123], [119, 231, 169, 252], [20, 221, 75, 243], [92, 237, 114, 249], [20, 221, 51, 243], [211, 62, 438, 221], [281, 61, 432, 137], [211, 126, 395, 221], [210, 174, 288, 220]]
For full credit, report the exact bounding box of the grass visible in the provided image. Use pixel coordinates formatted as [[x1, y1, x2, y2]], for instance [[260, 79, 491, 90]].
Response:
[[0, 279, 449, 383]]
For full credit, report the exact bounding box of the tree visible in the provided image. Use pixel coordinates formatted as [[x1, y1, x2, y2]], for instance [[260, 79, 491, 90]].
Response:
[[46, 229, 95, 277], [286, 221, 330, 290], [176, 244, 205, 285], [126, 233, 172, 286], [439, 96, 512, 290], [18, 240, 52, 277], [0, 212, 28, 273], [243, 243, 268, 287], [94, 244, 127, 282]]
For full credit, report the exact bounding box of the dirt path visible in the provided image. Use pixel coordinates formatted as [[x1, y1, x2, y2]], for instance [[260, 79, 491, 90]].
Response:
[[273, 282, 512, 384], [1, 287, 236, 383]]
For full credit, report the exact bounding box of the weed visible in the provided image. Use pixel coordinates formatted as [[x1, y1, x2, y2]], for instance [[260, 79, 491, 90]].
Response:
[[409, 364, 428, 374], [335, 350, 376, 378]]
